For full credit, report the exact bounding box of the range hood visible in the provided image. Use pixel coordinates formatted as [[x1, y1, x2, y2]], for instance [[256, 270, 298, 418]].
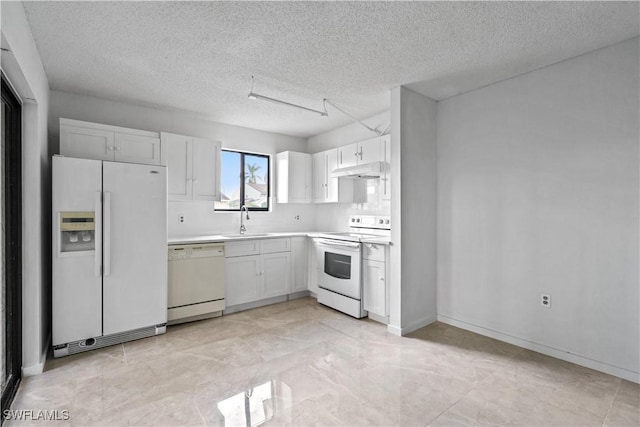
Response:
[[330, 161, 382, 179]]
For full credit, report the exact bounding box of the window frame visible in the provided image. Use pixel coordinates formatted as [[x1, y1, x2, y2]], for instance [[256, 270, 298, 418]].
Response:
[[216, 149, 271, 212]]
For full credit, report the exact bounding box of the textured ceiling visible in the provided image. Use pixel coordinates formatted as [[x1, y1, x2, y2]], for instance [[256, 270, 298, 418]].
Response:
[[22, 1, 639, 138]]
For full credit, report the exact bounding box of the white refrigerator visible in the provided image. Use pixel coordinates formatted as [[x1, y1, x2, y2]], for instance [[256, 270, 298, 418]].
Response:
[[52, 156, 168, 357]]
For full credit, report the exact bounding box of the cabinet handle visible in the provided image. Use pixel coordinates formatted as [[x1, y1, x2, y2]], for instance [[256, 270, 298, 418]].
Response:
[[115, 146, 121, 151], [340, 151, 342, 164], [379, 277, 385, 282]]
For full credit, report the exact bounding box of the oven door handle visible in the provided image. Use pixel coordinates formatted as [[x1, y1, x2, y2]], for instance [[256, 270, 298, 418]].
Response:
[[317, 239, 361, 250]]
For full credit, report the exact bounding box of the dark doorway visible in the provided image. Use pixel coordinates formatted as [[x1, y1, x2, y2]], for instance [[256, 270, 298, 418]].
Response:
[[1, 74, 22, 421]]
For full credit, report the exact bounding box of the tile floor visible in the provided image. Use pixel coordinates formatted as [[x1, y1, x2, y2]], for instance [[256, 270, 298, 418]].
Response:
[[6, 297, 640, 426]]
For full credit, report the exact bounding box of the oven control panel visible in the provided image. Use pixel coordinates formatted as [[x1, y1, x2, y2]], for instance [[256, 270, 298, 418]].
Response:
[[349, 215, 391, 230]]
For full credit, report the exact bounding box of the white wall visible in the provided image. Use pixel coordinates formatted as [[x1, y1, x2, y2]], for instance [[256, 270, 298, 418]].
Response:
[[48, 90, 317, 236], [1, 1, 51, 375], [437, 37, 639, 382], [388, 87, 438, 335], [307, 111, 391, 232]]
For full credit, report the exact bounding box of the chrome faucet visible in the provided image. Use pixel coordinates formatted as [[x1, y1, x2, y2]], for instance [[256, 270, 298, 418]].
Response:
[[240, 205, 250, 234]]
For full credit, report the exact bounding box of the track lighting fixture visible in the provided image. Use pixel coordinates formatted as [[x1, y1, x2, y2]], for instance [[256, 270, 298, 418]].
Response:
[[247, 76, 328, 117]]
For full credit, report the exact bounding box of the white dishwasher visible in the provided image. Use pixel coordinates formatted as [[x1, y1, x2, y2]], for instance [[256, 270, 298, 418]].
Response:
[[168, 243, 225, 325]]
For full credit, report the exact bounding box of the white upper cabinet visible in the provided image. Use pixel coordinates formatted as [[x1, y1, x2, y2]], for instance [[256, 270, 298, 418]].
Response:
[[163, 133, 191, 198], [381, 134, 391, 201], [276, 151, 312, 203], [337, 136, 381, 167], [59, 118, 161, 165], [113, 132, 161, 165], [312, 149, 353, 203], [161, 132, 221, 202], [312, 151, 327, 203], [337, 142, 358, 168], [359, 136, 382, 164], [192, 137, 221, 200]]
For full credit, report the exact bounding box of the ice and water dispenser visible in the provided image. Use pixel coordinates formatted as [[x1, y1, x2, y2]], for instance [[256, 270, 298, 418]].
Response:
[[59, 212, 95, 252]]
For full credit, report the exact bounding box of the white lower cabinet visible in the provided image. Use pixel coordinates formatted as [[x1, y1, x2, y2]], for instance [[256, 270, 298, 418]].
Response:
[[291, 237, 308, 293], [225, 255, 261, 306], [363, 259, 386, 317], [362, 243, 388, 319], [225, 238, 291, 306], [262, 252, 291, 298]]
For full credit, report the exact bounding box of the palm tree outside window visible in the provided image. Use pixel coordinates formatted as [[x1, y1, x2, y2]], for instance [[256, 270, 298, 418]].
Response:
[[215, 150, 270, 211]]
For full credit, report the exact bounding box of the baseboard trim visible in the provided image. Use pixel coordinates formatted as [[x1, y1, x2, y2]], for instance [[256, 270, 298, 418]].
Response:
[[387, 314, 437, 336], [287, 290, 311, 300], [437, 314, 640, 384], [22, 334, 49, 377], [223, 295, 288, 315]]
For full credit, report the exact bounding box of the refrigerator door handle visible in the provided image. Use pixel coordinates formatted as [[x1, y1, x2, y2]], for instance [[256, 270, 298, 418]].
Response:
[[94, 191, 102, 277], [104, 191, 112, 276]]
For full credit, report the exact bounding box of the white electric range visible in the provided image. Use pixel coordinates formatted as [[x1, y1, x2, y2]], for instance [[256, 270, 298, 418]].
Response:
[[314, 215, 390, 318]]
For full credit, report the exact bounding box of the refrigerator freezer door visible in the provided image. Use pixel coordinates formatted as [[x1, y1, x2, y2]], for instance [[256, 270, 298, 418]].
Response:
[[102, 162, 168, 335], [52, 156, 103, 345]]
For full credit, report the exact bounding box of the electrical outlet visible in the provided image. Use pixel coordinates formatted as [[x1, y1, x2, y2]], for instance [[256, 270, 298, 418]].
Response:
[[178, 214, 185, 224], [540, 293, 551, 308], [294, 215, 300, 221]]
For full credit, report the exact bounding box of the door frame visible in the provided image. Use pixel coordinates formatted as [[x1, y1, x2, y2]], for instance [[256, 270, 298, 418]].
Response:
[[1, 73, 23, 419]]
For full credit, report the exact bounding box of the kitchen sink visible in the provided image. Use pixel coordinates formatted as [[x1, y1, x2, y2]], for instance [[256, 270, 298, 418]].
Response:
[[222, 233, 273, 238]]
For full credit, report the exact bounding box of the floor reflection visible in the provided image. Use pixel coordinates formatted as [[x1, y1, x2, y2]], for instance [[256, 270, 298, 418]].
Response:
[[217, 380, 292, 426]]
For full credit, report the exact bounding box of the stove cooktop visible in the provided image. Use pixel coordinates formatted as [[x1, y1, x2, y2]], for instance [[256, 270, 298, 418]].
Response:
[[317, 215, 391, 242], [316, 232, 382, 242]]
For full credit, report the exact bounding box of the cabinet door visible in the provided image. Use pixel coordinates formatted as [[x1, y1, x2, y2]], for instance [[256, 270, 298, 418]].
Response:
[[308, 239, 320, 294], [363, 259, 386, 316], [161, 133, 192, 200], [326, 149, 353, 203], [288, 152, 312, 203], [114, 133, 161, 165], [277, 152, 312, 203], [226, 255, 261, 306], [312, 152, 327, 203], [337, 142, 358, 168], [192, 137, 221, 201], [326, 149, 340, 202], [358, 137, 381, 164], [381, 134, 391, 201], [290, 237, 308, 292], [262, 252, 291, 299], [60, 125, 114, 161]]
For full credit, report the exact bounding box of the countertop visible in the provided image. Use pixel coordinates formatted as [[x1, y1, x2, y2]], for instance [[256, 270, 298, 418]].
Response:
[[168, 231, 391, 246], [168, 231, 312, 245]]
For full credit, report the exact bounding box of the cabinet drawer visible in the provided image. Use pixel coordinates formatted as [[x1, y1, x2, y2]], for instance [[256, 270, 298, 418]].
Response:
[[260, 238, 291, 254], [363, 242, 385, 262], [225, 240, 260, 258]]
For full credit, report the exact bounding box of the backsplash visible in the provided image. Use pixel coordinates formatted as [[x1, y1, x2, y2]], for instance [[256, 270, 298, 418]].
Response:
[[168, 200, 317, 237], [315, 178, 390, 232]]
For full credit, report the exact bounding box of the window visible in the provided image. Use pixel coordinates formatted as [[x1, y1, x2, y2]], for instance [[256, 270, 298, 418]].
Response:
[[215, 150, 270, 211]]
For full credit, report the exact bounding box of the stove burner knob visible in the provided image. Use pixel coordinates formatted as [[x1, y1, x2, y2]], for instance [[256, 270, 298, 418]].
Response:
[[385, 219, 390, 224], [379, 219, 384, 224]]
